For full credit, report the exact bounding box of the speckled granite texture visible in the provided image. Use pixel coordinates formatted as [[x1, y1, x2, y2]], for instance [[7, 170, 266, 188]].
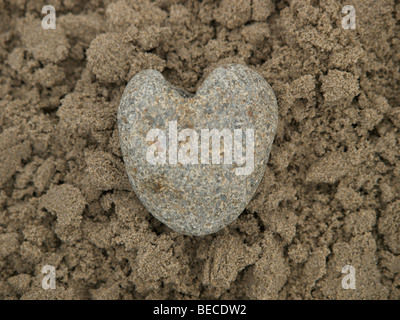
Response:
[[118, 64, 278, 236]]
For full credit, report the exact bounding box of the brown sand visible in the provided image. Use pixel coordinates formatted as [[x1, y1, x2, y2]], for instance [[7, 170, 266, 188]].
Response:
[[0, 0, 399, 299]]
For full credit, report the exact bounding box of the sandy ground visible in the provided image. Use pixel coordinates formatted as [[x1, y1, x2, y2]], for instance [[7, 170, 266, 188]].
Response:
[[0, 0, 399, 299]]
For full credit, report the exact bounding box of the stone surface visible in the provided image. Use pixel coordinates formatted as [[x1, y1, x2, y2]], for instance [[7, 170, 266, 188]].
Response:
[[118, 64, 278, 236]]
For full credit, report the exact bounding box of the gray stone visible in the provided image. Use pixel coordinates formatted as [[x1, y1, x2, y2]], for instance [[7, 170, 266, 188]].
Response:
[[118, 64, 278, 236]]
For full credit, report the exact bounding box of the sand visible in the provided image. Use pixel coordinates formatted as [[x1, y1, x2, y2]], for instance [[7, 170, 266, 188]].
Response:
[[0, 0, 399, 300]]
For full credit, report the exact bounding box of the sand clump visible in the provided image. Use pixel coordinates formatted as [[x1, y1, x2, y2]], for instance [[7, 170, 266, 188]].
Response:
[[0, 0, 399, 299]]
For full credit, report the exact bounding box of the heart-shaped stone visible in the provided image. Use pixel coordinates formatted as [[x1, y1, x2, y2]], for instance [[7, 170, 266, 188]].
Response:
[[118, 64, 278, 236]]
